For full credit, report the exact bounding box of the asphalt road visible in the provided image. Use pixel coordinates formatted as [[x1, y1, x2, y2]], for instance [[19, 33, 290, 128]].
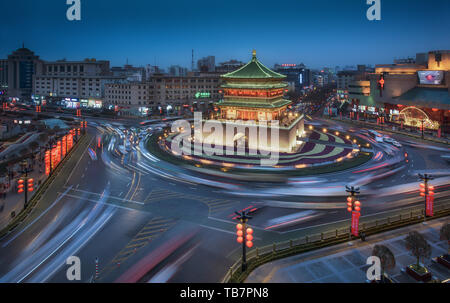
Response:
[[0, 114, 448, 283]]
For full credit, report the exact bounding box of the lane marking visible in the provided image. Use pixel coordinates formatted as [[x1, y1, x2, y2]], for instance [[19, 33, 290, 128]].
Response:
[[1, 186, 74, 247]]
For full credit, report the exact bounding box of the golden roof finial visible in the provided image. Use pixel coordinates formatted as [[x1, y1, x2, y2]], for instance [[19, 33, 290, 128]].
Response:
[[252, 49, 256, 58]]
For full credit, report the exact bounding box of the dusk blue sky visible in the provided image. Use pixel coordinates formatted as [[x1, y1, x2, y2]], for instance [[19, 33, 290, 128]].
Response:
[[1, 0, 449, 69]]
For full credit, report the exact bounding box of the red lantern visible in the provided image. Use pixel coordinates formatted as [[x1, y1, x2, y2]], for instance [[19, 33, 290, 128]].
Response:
[[355, 206, 361, 212], [236, 223, 243, 230], [246, 234, 253, 241], [246, 241, 253, 248], [236, 230, 243, 237], [347, 207, 352, 212], [237, 236, 243, 243], [246, 228, 253, 235]]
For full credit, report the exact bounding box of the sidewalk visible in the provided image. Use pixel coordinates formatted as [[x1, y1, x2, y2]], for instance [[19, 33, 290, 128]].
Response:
[[0, 161, 47, 230], [246, 217, 450, 283], [327, 117, 449, 145]]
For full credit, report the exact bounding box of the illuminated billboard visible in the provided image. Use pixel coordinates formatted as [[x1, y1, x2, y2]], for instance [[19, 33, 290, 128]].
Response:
[[418, 70, 444, 85]]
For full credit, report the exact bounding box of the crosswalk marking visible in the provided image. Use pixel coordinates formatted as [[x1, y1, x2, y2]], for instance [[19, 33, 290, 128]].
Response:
[[142, 188, 238, 215], [98, 216, 177, 280]]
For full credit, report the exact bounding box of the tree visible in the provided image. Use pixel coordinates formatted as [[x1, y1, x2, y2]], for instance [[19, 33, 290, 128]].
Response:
[[19, 147, 30, 157], [372, 245, 396, 282], [440, 222, 450, 256], [405, 231, 431, 270], [38, 133, 48, 144], [29, 141, 39, 152]]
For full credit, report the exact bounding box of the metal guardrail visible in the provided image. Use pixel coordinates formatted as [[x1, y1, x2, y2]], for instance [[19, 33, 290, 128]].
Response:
[[222, 199, 450, 283]]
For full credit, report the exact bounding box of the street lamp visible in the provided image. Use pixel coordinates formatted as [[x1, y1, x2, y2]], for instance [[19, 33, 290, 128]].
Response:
[[420, 119, 425, 139], [419, 173, 434, 219], [235, 209, 253, 272], [18, 160, 34, 206]]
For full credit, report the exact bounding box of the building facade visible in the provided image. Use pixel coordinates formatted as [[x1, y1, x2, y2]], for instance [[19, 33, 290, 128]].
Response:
[[348, 50, 450, 133], [0, 59, 7, 97], [7, 47, 43, 101], [111, 64, 146, 82], [33, 58, 125, 107], [104, 72, 223, 115], [197, 56, 215, 72], [273, 64, 311, 91], [216, 60, 245, 74]]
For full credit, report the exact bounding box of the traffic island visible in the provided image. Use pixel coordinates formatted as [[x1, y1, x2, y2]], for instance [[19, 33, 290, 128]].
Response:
[[405, 264, 432, 282], [147, 127, 373, 178]]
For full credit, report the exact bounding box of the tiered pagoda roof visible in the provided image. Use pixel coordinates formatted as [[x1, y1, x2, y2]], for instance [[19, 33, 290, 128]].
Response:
[[222, 50, 286, 80]]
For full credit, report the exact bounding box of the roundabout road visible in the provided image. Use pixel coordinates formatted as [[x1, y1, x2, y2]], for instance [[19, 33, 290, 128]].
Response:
[[0, 116, 448, 283]]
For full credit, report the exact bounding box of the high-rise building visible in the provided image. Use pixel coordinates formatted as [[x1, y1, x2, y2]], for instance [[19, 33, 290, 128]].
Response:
[[273, 63, 311, 91], [216, 60, 245, 74], [0, 59, 8, 97], [145, 64, 163, 78], [7, 46, 43, 101], [111, 64, 146, 82], [197, 56, 215, 72], [168, 65, 188, 76]]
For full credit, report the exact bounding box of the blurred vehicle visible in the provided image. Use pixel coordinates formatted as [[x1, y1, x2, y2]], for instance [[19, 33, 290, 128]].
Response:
[[368, 130, 384, 143], [442, 154, 450, 163], [114, 228, 198, 283], [87, 147, 97, 160]]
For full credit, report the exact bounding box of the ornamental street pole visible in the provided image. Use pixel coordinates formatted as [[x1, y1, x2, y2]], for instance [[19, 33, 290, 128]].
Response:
[[346, 185, 361, 238], [235, 210, 253, 272]]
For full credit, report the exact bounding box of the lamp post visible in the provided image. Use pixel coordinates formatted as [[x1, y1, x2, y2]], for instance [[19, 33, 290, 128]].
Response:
[[419, 173, 434, 220], [18, 160, 34, 207], [421, 119, 425, 139], [235, 210, 253, 272]]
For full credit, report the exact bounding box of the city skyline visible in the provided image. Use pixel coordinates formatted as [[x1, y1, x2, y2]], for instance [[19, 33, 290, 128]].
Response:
[[1, 0, 450, 69]]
